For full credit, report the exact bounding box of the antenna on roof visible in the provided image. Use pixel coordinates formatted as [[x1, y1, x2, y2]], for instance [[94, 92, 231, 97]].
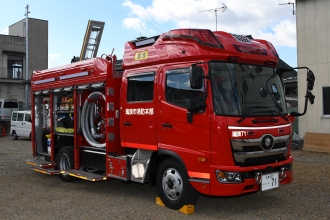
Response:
[[145, 19, 163, 35], [145, 19, 186, 54], [200, 3, 227, 31], [279, 2, 296, 15]]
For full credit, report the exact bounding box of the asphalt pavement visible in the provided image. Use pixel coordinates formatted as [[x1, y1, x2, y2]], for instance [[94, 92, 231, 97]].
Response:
[[0, 135, 329, 220]]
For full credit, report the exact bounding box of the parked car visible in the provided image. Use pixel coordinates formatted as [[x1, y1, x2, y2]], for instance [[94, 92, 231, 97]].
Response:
[[10, 110, 32, 140], [0, 99, 19, 121]]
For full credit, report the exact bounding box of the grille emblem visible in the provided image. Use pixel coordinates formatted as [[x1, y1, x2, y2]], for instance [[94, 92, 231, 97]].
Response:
[[261, 135, 274, 150]]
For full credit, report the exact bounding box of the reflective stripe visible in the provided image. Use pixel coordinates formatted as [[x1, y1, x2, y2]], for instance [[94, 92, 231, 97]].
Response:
[[228, 124, 290, 130], [121, 142, 157, 151], [188, 171, 210, 179]]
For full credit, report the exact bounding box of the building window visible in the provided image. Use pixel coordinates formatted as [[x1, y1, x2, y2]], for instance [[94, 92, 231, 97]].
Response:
[[323, 87, 330, 116], [127, 73, 154, 102], [7, 56, 23, 79]]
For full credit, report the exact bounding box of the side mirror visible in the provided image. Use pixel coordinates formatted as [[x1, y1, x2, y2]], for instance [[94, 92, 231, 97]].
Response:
[[190, 65, 203, 89], [307, 70, 315, 90]]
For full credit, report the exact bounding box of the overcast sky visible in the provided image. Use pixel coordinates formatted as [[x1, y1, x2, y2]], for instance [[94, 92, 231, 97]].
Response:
[[0, 0, 297, 68]]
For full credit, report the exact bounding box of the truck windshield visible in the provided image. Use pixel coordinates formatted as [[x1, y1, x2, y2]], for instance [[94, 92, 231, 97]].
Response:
[[209, 61, 287, 116]]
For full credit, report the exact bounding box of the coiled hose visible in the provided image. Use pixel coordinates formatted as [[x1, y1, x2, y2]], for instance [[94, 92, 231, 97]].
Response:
[[81, 92, 106, 148]]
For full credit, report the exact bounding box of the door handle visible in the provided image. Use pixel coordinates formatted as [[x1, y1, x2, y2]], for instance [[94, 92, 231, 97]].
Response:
[[123, 121, 132, 126], [162, 123, 172, 128]]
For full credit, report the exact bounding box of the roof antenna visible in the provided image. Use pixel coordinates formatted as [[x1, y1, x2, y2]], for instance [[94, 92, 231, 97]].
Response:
[[279, 2, 296, 15], [145, 19, 186, 54], [200, 3, 227, 31]]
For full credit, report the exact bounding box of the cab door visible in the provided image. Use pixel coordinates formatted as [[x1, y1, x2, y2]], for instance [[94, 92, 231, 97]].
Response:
[[158, 66, 211, 179], [23, 113, 32, 138], [16, 112, 24, 136], [120, 70, 157, 151]]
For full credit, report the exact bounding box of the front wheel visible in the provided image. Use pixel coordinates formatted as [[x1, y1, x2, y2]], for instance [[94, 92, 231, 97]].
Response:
[[12, 131, 18, 140], [156, 158, 199, 210], [57, 146, 74, 182]]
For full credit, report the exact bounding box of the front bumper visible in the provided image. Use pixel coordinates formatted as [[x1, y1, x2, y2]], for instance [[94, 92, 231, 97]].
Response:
[[189, 155, 293, 196]]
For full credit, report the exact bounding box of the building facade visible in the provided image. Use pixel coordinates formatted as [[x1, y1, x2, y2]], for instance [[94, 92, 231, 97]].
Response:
[[0, 18, 48, 109], [296, 0, 330, 152]]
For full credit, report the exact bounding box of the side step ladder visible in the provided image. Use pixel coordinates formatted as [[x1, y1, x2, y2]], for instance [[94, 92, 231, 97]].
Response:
[[61, 169, 108, 182], [26, 158, 61, 175]]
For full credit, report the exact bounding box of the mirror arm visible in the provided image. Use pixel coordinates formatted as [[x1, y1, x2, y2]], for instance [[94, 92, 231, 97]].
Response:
[[290, 87, 313, 117], [187, 112, 193, 123]]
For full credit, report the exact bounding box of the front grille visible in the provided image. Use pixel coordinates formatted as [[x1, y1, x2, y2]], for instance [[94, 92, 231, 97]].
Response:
[[231, 134, 289, 166], [237, 154, 286, 166], [241, 145, 262, 152], [273, 142, 287, 149]]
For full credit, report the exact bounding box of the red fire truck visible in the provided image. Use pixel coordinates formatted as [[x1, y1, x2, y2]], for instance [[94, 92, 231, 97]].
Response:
[[27, 29, 315, 210]]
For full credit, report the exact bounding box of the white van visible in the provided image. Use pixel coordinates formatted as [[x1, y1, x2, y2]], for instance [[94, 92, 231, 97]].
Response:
[[10, 110, 32, 140], [0, 99, 19, 121]]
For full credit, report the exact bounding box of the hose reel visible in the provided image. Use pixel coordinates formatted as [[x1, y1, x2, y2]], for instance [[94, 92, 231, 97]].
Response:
[[81, 91, 106, 148]]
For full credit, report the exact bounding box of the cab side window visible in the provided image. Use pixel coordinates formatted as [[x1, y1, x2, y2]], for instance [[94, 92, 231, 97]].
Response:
[[127, 73, 154, 102], [25, 114, 32, 123], [12, 112, 18, 121], [17, 113, 24, 121], [165, 68, 205, 108]]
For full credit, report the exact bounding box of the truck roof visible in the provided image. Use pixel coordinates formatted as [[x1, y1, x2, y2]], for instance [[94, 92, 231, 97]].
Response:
[[122, 28, 279, 69], [31, 57, 112, 92], [31, 28, 279, 92]]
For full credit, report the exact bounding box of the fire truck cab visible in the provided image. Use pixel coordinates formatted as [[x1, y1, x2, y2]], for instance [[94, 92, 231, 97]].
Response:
[[28, 29, 315, 210]]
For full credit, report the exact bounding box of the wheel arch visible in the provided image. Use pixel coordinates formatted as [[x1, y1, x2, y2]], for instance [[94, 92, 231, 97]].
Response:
[[147, 149, 188, 186], [156, 149, 188, 174]]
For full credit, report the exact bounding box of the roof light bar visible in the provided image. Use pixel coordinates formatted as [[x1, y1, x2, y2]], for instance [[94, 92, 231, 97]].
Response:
[[267, 41, 279, 57], [163, 29, 224, 49], [233, 44, 267, 56], [132, 36, 159, 48], [136, 38, 156, 47]]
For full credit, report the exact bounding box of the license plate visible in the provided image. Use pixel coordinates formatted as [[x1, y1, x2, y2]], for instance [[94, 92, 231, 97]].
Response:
[[261, 172, 279, 191]]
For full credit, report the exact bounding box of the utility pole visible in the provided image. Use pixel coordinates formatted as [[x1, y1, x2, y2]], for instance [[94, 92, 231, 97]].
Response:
[[279, 2, 296, 15], [200, 3, 227, 31], [25, 5, 30, 109]]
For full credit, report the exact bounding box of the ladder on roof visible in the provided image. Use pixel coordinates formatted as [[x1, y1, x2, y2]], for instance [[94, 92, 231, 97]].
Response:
[[79, 20, 105, 61]]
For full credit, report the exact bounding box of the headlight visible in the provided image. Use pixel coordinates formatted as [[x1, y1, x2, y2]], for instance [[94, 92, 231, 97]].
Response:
[[215, 170, 242, 183]]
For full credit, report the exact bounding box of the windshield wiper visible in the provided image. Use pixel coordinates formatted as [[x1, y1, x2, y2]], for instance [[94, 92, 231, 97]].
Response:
[[257, 109, 289, 121], [237, 106, 270, 123]]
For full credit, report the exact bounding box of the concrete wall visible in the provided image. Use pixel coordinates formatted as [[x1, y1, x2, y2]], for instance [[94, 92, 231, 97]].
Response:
[[296, 0, 330, 137], [0, 18, 48, 108], [0, 34, 26, 102], [9, 18, 48, 79]]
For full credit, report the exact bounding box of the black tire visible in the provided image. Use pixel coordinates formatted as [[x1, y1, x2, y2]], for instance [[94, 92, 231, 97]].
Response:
[[12, 131, 18, 140], [57, 146, 75, 182], [156, 158, 199, 210]]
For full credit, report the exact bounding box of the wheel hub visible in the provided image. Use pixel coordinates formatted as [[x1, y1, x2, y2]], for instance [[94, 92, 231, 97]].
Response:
[[162, 168, 183, 200]]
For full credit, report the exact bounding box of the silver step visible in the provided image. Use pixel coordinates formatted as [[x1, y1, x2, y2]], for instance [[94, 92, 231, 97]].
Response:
[[62, 169, 108, 182], [32, 166, 61, 175], [26, 158, 56, 169], [26, 158, 60, 175]]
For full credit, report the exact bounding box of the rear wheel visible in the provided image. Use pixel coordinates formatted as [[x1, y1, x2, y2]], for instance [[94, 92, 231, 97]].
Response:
[[12, 131, 18, 140], [57, 146, 74, 182], [156, 158, 199, 210]]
